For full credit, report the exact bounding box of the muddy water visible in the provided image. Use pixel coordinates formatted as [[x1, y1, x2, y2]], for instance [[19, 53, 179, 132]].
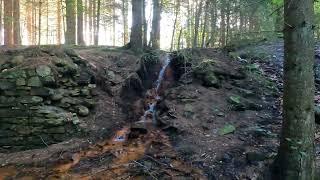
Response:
[[0, 54, 206, 179]]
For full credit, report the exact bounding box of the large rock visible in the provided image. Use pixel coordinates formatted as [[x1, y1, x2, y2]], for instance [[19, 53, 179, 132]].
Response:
[[193, 60, 220, 88], [36, 65, 52, 77], [28, 77, 42, 87]]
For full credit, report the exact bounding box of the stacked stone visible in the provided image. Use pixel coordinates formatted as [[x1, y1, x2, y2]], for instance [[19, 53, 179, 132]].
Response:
[[0, 53, 96, 151]]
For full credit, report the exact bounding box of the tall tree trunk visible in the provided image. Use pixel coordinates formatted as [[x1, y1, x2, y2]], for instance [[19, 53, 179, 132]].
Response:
[[38, 0, 42, 45], [193, 0, 203, 47], [4, 0, 13, 46], [122, 0, 129, 45], [143, 0, 148, 47], [130, 0, 143, 50], [226, 0, 230, 46], [274, 0, 315, 179], [57, 0, 62, 44], [65, 0, 76, 44], [209, 0, 217, 47], [13, 0, 21, 45], [219, 0, 226, 47], [112, 0, 116, 46], [46, 0, 49, 44], [170, 0, 180, 51], [93, 0, 96, 44], [150, 0, 161, 49], [77, 0, 85, 45], [89, 0, 93, 44], [186, 0, 191, 48], [94, 0, 100, 45], [201, 0, 209, 47], [0, 0, 2, 45]]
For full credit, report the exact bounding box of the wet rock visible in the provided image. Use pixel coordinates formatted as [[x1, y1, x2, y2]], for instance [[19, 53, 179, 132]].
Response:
[[77, 105, 89, 116], [82, 98, 96, 108], [36, 65, 52, 77], [50, 89, 64, 101], [11, 55, 24, 65], [28, 76, 42, 87], [0, 80, 15, 90], [121, 73, 144, 99], [30, 87, 51, 97], [19, 96, 43, 104], [16, 78, 26, 86], [246, 152, 267, 163]]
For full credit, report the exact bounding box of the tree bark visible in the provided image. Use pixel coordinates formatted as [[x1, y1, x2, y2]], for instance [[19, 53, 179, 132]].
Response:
[[94, 0, 101, 45], [193, 0, 203, 47], [57, 0, 62, 44], [4, 0, 13, 46], [0, 0, 2, 44], [219, 0, 226, 47], [170, 0, 180, 51], [77, 0, 85, 45], [201, 0, 209, 47], [13, 0, 21, 45], [274, 0, 315, 179], [122, 0, 129, 45], [38, 0, 42, 45], [65, 0, 76, 44], [150, 0, 161, 49], [143, 0, 148, 47], [130, 0, 143, 50]]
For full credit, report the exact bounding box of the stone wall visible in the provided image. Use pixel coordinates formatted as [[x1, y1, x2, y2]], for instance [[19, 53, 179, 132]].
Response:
[[0, 47, 96, 152]]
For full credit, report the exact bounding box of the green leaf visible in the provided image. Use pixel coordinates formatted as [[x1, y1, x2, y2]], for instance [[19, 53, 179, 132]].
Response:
[[230, 95, 241, 104], [219, 124, 236, 135]]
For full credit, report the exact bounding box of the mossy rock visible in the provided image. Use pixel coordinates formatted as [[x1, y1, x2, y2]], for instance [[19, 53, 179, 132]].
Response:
[[36, 65, 52, 77], [28, 76, 42, 87], [193, 59, 220, 88]]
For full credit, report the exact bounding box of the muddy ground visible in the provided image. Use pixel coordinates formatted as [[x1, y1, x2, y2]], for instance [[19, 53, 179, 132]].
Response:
[[0, 43, 319, 179]]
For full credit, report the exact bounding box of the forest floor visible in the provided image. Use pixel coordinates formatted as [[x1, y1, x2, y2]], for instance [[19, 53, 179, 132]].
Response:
[[0, 42, 319, 179]]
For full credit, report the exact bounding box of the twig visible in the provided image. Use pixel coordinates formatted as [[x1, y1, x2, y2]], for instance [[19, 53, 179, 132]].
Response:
[[39, 135, 49, 147], [145, 155, 168, 167], [133, 160, 158, 180]]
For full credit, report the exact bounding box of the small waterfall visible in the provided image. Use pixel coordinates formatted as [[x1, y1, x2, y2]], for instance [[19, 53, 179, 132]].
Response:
[[141, 54, 171, 124]]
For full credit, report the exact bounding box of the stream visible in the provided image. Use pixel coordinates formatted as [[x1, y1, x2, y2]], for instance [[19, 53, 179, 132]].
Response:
[[0, 53, 205, 179]]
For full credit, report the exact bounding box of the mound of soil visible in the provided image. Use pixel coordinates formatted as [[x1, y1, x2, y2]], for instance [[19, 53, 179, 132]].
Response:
[[0, 45, 300, 179]]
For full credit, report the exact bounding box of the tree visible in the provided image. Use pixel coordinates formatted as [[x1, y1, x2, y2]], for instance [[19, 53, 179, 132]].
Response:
[[13, 0, 21, 45], [130, 0, 143, 50], [122, 0, 129, 44], [4, 0, 13, 46], [65, 0, 76, 44], [57, 0, 62, 44], [94, 0, 101, 45], [77, 0, 85, 45], [274, 0, 315, 179], [150, 0, 161, 49]]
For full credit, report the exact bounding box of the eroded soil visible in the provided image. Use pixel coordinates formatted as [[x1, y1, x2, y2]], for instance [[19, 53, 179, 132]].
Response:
[[0, 44, 318, 179]]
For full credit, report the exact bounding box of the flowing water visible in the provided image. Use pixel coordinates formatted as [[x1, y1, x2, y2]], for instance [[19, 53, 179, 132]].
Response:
[[0, 54, 205, 179], [140, 54, 171, 124]]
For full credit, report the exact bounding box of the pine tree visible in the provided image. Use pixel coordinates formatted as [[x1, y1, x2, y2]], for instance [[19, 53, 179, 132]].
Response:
[[274, 0, 315, 179]]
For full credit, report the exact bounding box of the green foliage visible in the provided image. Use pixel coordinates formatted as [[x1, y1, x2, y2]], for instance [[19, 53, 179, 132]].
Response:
[[219, 124, 236, 135]]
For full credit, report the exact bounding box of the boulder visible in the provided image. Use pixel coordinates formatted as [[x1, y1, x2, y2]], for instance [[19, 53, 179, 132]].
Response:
[[28, 77, 42, 87], [193, 60, 220, 88], [77, 105, 89, 116], [36, 65, 52, 77]]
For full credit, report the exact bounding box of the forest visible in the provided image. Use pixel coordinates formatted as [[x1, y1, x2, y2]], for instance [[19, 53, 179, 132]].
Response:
[[0, 0, 319, 179]]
